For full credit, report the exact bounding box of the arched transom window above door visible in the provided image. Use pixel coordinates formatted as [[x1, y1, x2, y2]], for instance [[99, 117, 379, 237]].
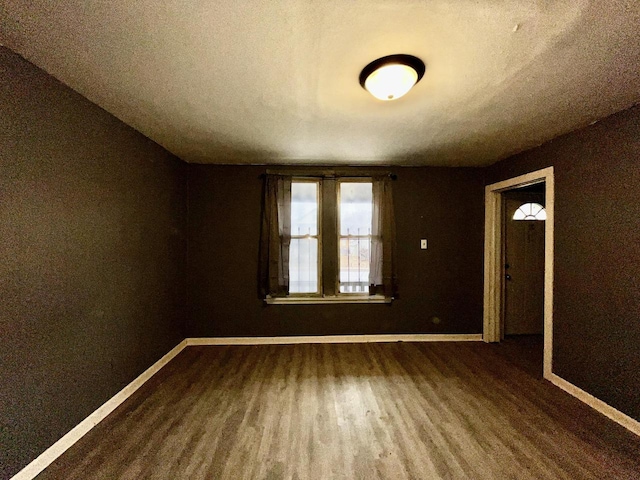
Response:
[[513, 202, 546, 221]]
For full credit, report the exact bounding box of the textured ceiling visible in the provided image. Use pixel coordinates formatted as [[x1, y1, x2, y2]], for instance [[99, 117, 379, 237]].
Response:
[[1, 0, 639, 166]]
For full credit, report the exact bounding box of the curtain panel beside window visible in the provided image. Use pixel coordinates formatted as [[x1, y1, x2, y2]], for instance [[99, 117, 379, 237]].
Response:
[[369, 175, 398, 298], [259, 175, 292, 297]]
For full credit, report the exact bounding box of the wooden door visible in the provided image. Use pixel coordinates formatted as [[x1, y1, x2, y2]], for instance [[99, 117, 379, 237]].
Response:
[[504, 196, 545, 335]]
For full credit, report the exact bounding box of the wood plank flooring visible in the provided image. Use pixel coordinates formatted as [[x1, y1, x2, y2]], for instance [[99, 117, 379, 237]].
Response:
[[37, 341, 640, 479]]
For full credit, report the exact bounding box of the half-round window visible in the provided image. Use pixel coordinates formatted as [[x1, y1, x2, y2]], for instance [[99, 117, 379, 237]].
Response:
[[513, 202, 546, 221]]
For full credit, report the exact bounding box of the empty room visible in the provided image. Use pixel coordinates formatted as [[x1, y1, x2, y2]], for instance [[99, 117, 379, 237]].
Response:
[[1, 1, 639, 479]]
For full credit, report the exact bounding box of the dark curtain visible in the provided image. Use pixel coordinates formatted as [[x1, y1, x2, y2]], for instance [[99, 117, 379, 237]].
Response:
[[259, 174, 292, 297]]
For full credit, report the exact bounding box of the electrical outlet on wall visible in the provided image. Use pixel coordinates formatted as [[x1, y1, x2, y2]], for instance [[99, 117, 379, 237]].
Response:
[[421, 239, 427, 249]]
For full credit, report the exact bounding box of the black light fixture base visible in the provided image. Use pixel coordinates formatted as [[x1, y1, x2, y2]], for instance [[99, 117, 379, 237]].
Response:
[[359, 54, 426, 88]]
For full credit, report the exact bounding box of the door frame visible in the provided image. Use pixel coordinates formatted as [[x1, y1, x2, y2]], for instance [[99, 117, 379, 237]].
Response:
[[483, 167, 554, 379]]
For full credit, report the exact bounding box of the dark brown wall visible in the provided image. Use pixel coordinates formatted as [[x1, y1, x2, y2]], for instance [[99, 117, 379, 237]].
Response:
[[487, 105, 640, 421], [0, 49, 187, 478], [187, 165, 485, 337], [5, 38, 637, 478]]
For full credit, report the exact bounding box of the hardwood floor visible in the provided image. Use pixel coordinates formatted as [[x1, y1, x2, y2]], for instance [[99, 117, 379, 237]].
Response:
[[37, 341, 640, 479]]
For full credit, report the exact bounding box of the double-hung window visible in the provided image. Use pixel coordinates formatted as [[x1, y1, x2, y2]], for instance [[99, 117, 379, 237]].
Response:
[[260, 172, 397, 304], [290, 181, 320, 294], [338, 180, 373, 294]]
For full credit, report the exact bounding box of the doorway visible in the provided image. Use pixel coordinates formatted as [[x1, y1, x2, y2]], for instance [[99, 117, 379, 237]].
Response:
[[483, 167, 554, 380], [503, 185, 545, 336]]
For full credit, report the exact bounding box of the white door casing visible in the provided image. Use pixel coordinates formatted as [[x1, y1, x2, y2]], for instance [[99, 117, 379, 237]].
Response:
[[483, 167, 554, 379]]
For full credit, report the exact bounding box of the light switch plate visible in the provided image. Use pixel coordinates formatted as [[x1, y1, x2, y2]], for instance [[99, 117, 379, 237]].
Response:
[[421, 239, 427, 249]]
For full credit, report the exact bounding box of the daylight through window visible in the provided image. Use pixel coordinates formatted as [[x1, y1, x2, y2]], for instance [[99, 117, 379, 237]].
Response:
[[513, 202, 546, 221], [289, 180, 375, 295], [290, 182, 319, 293], [339, 182, 372, 293], [260, 173, 396, 302]]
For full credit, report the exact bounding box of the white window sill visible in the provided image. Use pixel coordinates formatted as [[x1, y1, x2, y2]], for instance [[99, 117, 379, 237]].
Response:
[[265, 295, 392, 305]]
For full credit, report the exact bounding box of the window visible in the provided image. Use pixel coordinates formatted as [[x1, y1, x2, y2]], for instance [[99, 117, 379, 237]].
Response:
[[290, 181, 319, 294], [339, 181, 372, 294], [289, 180, 373, 295], [259, 173, 396, 304], [513, 202, 546, 221]]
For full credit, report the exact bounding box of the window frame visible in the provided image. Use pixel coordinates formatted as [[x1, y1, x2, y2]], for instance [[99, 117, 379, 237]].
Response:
[[512, 202, 547, 221], [337, 177, 374, 296], [287, 178, 323, 298], [265, 173, 391, 305]]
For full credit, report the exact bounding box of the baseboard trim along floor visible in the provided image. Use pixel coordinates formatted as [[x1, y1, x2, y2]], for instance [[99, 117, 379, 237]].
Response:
[[12, 340, 188, 480], [12, 335, 640, 479], [187, 334, 483, 345], [549, 373, 640, 437]]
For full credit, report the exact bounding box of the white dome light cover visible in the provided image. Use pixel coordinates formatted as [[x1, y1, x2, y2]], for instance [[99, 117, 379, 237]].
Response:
[[360, 54, 426, 101]]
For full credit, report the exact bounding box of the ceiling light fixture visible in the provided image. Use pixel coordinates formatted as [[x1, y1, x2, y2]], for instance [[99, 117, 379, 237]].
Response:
[[359, 54, 425, 101]]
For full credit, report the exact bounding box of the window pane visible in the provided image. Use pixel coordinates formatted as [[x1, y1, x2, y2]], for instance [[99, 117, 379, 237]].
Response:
[[340, 183, 372, 235], [290, 182, 318, 294], [290, 238, 318, 293], [339, 182, 372, 293], [291, 182, 318, 236], [513, 202, 546, 221], [339, 237, 370, 293]]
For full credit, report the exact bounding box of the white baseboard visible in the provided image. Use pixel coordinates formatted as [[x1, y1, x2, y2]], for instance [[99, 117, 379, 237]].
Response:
[[187, 334, 483, 346], [549, 373, 640, 437], [12, 339, 188, 480]]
